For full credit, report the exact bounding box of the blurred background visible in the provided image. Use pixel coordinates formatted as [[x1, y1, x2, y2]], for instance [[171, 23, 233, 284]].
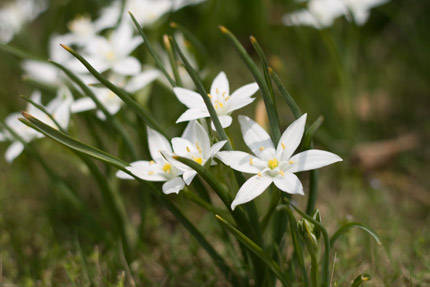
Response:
[[0, 0, 429, 286]]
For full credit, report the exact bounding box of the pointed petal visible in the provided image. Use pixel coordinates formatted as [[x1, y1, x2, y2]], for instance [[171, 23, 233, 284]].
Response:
[[126, 164, 167, 182], [176, 109, 210, 123], [238, 115, 275, 159], [171, 137, 195, 156], [112, 57, 141, 75], [71, 97, 97, 113], [287, 150, 342, 173], [278, 113, 307, 160], [5, 141, 24, 163], [225, 83, 259, 113], [231, 175, 272, 210], [210, 71, 229, 99], [207, 140, 227, 159], [273, 173, 304, 195], [173, 87, 205, 109], [125, 69, 160, 92], [210, 115, 232, 131], [191, 121, 211, 157], [162, 177, 185, 194], [183, 170, 197, 185], [147, 127, 172, 162], [216, 151, 266, 174]]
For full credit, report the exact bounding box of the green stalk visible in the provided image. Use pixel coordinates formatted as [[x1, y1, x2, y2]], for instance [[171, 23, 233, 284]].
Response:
[[59, 44, 166, 138], [163, 34, 183, 87], [216, 215, 291, 287], [283, 203, 331, 287], [169, 36, 233, 150], [309, 251, 319, 287], [50, 60, 139, 160], [129, 12, 176, 87], [330, 222, 381, 248], [269, 68, 302, 119], [219, 26, 281, 143], [260, 185, 279, 232], [283, 207, 309, 287]]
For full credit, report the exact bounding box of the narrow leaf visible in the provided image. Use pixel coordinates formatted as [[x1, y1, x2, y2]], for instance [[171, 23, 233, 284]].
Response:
[[269, 68, 302, 119], [330, 222, 381, 248]]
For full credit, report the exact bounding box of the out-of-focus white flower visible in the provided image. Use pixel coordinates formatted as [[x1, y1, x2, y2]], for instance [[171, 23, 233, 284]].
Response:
[[0, 0, 47, 43], [96, 0, 206, 30], [61, 15, 105, 48], [71, 69, 160, 119], [0, 87, 73, 162], [173, 72, 259, 130], [282, 0, 390, 29], [116, 127, 186, 194], [84, 20, 143, 75], [170, 121, 226, 185], [216, 114, 342, 210]]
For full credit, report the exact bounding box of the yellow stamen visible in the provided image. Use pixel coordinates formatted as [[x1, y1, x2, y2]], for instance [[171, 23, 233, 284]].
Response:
[[149, 160, 155, 165], [162, 163, 172, 174], [249, 158, 253, 166], [186, 146, 191, 152], [257, 172, 262, 177], [222, 92, 226, 97], [195, 142, 201, 151], [193, 157, 203, 165], [289, 160, 294, 164], [278, 170, 285, 176], [259, 146, 265, 151], [216, 88, 219, 94], [268, 158, 279, 169], [281, 142, 286, 150], [224, 95, 230, 101], [208, 93, 212, 99], [148, 171, 154, 175]]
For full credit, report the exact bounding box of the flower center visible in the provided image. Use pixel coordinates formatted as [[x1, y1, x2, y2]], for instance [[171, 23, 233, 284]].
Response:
[[192, 156, 203, 165], [162, 163, 172, 174], [268, 158, 279, 169]]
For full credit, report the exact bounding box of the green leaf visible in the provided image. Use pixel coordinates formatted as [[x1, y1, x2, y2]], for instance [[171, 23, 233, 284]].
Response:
[[302, 116, 324, 150], [20, 111, 128, 169], [216, 215, 291, 287], [330, 222, 382, 248], [219, 26, 281, 143]]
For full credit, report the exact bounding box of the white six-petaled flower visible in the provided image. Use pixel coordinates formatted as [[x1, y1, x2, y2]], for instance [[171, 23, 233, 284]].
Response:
[[116, 127, 186, 194], [216, 114, 342, 210], [173, 72, 259, 130]]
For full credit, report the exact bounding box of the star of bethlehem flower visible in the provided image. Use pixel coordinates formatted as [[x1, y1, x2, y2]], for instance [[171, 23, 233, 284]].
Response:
[[0, 87, 73, 162], [173, 72, 259, 130], [216, 114, 342, 210], [116, 127, 186, 194], [169, 120, 227, 185]]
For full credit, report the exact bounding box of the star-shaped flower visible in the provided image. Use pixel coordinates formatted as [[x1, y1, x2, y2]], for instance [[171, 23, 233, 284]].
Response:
[[173, 72, 259, 130], [216, 114, 342, 210], [116, 127, 186, 194], [170, 120, 227, 185]]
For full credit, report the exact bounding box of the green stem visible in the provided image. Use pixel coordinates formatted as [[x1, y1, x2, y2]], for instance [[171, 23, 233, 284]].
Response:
[[269, 69, 302, 119], [163, 34, 183, 87]]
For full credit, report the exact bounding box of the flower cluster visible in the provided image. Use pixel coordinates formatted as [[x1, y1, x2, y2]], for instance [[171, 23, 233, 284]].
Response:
[[282, 0, 390, 29]]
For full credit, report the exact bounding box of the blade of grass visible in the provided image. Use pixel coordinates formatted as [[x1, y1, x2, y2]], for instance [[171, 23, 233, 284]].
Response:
[[219, 26, 281, 143], [330, 222, 381, 248], [163, 34, 183, 87], [59, 44, 167, 138], [269, 68, 302, 119]]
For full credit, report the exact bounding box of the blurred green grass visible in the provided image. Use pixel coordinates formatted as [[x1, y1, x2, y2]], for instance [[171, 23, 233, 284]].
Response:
[[0, 0, 429, 286]]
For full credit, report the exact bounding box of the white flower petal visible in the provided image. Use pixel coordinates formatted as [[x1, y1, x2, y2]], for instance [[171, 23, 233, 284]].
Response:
[[126, 165, 167, 182], [147, 127, 172, 162], [173, 87, 205, 109], [183, 170, 197, 185], [207, 140, 227, 159], [216, 151, 265, 174], [112, 57, 141, 75], [5, 141, 24, 163], [238, 115, 275, 159], [191, 121, 211, 157], [210, 71, 229, 99], [171, 137, 195, 156], [176, 109, 210, 123], [231, 175, 273, 210], [225, 83, 259, 113], [71, 97, 97, 113], [162, 177, 185, 194], [125, 69, 160, 92], [273, 173, 304, 195], [210, 115, 232, 131], [277, 113, 307, 161], [288, 150, 342, 173]]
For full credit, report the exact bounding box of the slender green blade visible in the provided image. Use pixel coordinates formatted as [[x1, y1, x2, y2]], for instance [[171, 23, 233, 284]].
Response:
[[330, 222, 382, 248]]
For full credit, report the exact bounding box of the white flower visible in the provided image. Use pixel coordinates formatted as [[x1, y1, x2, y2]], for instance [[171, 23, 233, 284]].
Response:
[[170, 121, 227, 185], [173, 72, 259, 130], [0, 87, 73, 162], [282, 0, 390, 29], [116, 127, 186, 194], [216, 114, 342, 210], [0, 0, 47, 43], [84, 20, 143, 76], [71, 69, 160, 119]]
